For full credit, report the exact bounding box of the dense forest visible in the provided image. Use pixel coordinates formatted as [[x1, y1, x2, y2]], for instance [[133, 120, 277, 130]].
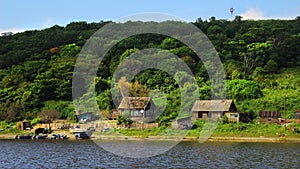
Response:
[[1, 16, 300, 125]]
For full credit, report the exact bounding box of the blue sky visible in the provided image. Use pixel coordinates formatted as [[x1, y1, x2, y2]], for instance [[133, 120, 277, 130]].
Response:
[[1, 0, 300, 33]]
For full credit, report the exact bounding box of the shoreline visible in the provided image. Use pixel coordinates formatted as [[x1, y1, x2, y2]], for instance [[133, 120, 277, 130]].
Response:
[[91, 135, 300, 143], [2, 133, 300, 143]]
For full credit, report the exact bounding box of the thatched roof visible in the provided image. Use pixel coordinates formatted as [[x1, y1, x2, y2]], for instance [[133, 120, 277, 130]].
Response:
[[192, 100, 235, 112], [118, 97, 151, 109]]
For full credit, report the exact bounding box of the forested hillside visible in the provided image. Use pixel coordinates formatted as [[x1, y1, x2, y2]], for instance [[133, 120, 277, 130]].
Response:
[[1, 16, 300, 124]]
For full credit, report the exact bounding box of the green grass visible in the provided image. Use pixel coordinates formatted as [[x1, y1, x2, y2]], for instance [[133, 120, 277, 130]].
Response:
[[0, 121, 34, 135], [95, 121, 300, 138], [186, 122, 300, 138]]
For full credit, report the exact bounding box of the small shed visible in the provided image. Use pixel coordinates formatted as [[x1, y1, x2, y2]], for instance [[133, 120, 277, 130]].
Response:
[[224, 112, 239, 122], [192, 100, 237, 120], [172, 117, 193, 130], [16, 121, 31, 130], [259, 111, 280, 123], [118, 97, 155, 121], [294, 110, 300, 119]]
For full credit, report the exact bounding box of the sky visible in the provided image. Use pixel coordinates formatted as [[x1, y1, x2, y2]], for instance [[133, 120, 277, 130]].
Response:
[[1, 0, 300, 33]]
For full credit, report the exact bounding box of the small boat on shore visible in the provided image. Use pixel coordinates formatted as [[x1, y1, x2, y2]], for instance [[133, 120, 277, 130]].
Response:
[[15, 135, 33, 139], [69, 127, 95, 139], [47, 133, 69, 139], [32, 134, 47, 139], [16, 134, 48, 139], [15, 133, 69, 140]]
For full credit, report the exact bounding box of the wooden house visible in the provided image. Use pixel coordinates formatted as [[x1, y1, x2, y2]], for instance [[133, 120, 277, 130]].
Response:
[[258, 111, 280, 123], [118, 97, 155, 121], [192, 99, 237, 120]]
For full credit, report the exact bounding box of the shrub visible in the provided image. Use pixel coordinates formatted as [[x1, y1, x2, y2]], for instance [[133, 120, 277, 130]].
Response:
[[31, 118, 40, 126]]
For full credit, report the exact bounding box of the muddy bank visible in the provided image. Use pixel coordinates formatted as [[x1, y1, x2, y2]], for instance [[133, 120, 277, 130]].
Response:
[[1, 133, 300, 143], [91, 135, 300, 143]]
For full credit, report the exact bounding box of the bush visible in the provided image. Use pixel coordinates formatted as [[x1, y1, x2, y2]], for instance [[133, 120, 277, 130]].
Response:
[[0, 121, 8, 129], [31, 118, 40, 126], [116, 112, 133, 128], [220, 116, 229, 124]]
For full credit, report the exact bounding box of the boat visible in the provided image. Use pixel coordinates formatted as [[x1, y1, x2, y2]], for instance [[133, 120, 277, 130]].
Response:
[[47, 133, 69, 139], [69, 127, 95, 139], [32, 134, 47, 139], [15, 135, 33, 139]]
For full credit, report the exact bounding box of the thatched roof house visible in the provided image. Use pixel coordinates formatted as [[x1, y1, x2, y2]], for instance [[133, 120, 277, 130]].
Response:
[[118, 97, 155, 121], [192, 99, 237, 119]]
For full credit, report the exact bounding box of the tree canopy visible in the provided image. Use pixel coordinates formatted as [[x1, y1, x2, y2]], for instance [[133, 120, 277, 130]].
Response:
[[1, 17, 300, 123]]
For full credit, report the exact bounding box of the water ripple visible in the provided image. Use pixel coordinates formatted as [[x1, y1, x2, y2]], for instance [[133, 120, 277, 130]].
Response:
[[0, 140, 299, 168]]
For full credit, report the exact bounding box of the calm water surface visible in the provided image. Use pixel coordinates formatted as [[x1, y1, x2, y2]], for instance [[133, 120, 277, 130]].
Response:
[[0, 139, 299, 168]]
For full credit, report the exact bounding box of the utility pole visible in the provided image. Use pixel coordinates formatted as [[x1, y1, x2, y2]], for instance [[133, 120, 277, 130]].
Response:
[[284, 94, 286, 131], [142, 109, 145, 131], [141, 109, 145, 131]]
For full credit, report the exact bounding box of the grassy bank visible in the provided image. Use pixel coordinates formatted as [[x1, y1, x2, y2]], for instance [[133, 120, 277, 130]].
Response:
[[96, 121, 300, 139], [1, 120, 300, 142]]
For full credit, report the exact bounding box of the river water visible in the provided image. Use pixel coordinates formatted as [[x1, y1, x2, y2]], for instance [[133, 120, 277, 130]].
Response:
[[0, 139, 299, 168]]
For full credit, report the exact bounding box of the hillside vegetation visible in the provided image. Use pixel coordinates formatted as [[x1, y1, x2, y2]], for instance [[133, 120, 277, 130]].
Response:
[[0, 16, 300, 124]]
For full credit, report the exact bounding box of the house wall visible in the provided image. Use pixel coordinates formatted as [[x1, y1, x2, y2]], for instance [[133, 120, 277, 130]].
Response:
[[211, 112, 223, 118], [194, 111, 224, 120], [193, 112, 208, 120], [119, 108, 154, 118], [225, 112, 239, 122]]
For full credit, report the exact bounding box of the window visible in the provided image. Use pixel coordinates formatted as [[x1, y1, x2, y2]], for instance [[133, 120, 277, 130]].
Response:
[[230, 114, 238, 118]]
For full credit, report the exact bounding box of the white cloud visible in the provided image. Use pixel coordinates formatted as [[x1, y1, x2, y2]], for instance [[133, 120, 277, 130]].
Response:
[[0, 16, 57, 35], [0, 27, 26, 34], [43, 16, 55, 28], [241, 7, 265, 20]]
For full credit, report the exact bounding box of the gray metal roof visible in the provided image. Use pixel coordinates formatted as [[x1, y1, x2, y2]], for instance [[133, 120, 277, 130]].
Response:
[[192, 100, 234, 112]]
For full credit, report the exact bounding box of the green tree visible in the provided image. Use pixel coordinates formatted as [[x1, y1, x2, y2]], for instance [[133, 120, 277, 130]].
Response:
[[116, 112, 133, 128], [226, 79, 262, 100]]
